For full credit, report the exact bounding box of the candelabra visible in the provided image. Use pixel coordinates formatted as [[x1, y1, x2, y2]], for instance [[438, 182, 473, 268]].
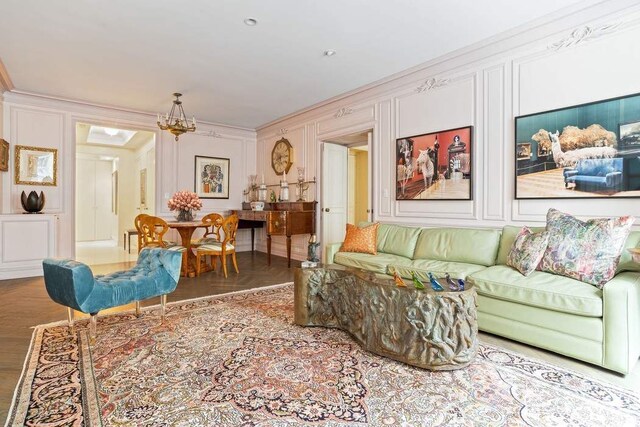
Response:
[[296, 167, 309, 201]]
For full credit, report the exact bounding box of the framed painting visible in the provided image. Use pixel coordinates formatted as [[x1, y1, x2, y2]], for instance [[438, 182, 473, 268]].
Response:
[[112, 171, 118, 214], [396, 126, 472, 200], [515, 92, 640, 199], [15, 145, 57, 186], [140, 168, 147, 207], [0, 139, 8, 172], [195, 156, 230, 199], [517, 143, 532, 160]]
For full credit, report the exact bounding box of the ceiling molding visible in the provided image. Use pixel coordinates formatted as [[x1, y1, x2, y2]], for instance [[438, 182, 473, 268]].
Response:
[[415, 78, 450, 93], [0, 58, 14, 93], [334, 107, 354, 118], [547, 22, 621, 50], [3, 90, 256, 133]]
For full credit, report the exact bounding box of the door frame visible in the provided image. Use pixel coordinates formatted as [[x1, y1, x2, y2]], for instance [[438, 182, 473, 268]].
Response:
[[316, 123, 375, 255], [70, 117, 161, 258]]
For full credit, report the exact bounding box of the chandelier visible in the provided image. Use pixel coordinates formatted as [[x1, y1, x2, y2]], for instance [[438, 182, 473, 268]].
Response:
[[157, 93, 196, 141]]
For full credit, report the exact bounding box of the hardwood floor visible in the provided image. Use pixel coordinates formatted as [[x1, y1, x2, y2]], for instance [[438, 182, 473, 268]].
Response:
[[1, 251, 638, 423]]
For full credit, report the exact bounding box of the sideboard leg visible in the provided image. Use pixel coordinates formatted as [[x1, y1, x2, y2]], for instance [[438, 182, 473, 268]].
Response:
[[286, 236, 292, 268], [267, 234, 272, 265]]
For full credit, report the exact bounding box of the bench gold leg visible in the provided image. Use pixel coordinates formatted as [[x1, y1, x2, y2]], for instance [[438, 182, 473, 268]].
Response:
[[135, 301, 141, 317], [67, 307, 75, 330], [89, 313, 97, 346], [160, 295, 167, 321]]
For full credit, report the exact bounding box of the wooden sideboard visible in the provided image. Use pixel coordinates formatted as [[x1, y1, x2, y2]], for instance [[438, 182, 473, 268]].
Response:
[[235, 202, 316, 267]]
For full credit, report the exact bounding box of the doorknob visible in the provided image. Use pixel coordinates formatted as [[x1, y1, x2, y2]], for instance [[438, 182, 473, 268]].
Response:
[[324, 208, 330, 212]]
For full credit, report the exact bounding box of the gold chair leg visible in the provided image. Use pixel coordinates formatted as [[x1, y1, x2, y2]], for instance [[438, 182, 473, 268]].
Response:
[[67, 307, 75, 330], [135, 301, 141, 317], [232, 252, 239, 274], [89, 313, 97, 346], [160, 294, 167, 322], [196, 252, 201, 276], [222, 254, 228, 278]]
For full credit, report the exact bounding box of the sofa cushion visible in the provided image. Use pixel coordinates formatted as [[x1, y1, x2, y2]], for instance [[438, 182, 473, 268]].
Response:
[[540, 208, 634, 288], [376, 223, 421, 258], [413, 227, 501, 266], [496, 225, 546, 265], [468, 265, 603, 317], [334, 251, 412, 274], [506, 227, 550, 276], [389, 259, 486, 281], [340, 223, 379, 254]]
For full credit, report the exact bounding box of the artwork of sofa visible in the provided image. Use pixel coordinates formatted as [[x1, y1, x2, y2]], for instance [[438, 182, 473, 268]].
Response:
[[563, 157, 623, 191]]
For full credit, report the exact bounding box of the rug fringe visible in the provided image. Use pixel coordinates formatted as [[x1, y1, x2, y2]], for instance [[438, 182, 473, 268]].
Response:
[[4, 326, 38, 427]]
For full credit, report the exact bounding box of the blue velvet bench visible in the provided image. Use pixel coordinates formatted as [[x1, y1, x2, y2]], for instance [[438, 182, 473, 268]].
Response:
[[42, 248, 182, 343]]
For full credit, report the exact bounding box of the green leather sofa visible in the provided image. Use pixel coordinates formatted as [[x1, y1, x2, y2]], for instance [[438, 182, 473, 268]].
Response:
[[325, 223, 640, 374]]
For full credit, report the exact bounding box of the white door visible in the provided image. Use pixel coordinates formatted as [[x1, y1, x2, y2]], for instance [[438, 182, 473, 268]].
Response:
[[76, 158, 115, 241], [322, 142, 348, 257]]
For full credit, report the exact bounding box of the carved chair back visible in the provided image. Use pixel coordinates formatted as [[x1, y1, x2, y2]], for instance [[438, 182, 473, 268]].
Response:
[[138, 215, 170, 251]]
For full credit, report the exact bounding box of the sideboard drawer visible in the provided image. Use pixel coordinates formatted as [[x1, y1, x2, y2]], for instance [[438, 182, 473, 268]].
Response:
[[267, 212, 287, 235]]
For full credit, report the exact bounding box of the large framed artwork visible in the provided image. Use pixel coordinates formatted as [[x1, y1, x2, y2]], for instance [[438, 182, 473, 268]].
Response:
[[396, 126, 472, 200], [515, 92, 640, 199], [195, 156, 230, 199], [0, 139, 9, 172]]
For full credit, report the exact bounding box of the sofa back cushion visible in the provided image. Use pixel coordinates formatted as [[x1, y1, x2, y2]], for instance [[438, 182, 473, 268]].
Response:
[[413, 227, 501, 266], [496, 225, 546, 265], [359, 222, 421, 259]]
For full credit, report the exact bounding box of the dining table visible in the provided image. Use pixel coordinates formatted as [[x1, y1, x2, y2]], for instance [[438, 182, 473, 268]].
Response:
[[167, 220, 206, 278]]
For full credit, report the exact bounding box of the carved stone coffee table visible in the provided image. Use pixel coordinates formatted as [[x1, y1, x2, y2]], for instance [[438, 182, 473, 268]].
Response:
[[294, 265, 478, 370]]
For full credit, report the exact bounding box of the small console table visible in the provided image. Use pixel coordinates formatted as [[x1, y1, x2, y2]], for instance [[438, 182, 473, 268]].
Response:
[[235, 201, 316, 267], [294, 265, 478, 370]]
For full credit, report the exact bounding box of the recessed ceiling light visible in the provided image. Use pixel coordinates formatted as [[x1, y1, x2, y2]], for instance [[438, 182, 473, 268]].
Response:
[[244, 18, 257, 26], [324, 50, 336, 57]]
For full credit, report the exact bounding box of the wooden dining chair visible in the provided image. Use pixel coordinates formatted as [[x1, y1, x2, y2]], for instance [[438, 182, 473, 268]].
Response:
[[196, 213, 239, 278], [134, 213, 149, 253], [138, 215, 186, 253], [191, 213, 224, 246]]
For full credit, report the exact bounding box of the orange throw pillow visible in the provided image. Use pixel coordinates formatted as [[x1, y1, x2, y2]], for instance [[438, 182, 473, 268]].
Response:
[[340, 223, 379, 254]]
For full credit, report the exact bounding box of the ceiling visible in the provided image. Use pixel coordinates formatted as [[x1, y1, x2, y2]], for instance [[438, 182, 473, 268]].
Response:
[[0, 0, 587, 129], [76, 123, 154, 151]]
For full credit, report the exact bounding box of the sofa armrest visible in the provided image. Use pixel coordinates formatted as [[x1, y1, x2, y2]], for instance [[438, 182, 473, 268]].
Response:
[[325, 242, 343, 264], [606, 171, 623, 187], [602, 272, 640, 374], [563, 169, 578, 179]]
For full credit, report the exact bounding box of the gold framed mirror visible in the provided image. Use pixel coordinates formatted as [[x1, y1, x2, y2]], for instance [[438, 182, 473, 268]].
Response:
[[15, 145, 58, 186]]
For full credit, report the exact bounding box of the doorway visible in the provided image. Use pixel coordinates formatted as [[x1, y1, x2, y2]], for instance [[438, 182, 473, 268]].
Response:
[[74, 123, 156, 266], [321, 130, 372, 258]]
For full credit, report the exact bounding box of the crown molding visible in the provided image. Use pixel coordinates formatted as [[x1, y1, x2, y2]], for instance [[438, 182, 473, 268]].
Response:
[[0, 58, 14, 93], [2, 90, 256, 135]]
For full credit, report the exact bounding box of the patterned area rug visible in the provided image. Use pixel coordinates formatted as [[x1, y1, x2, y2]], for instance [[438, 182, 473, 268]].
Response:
[[7, 283, 640, 426]]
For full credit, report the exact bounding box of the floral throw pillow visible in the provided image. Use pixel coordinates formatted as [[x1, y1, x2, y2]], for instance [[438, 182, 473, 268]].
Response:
[[507, 227, 550, 276], [539, 208, 634, 288], [340, 223, 379, 255]]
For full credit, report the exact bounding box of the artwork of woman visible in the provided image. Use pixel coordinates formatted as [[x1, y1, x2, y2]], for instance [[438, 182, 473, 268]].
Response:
[[201, 164, 225, 193]]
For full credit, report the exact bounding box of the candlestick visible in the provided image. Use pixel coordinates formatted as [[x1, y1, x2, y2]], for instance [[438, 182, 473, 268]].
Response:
[[261, 173, 265, 184]]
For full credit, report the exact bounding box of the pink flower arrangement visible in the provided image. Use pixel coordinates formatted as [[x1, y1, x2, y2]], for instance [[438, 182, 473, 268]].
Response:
[[167, 190, 203, 212]]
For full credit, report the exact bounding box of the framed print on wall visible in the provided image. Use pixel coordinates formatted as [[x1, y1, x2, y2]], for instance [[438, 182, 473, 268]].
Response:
[[195, 156, 230, 199], [396, 126, 472, 200], [140, 168, 147, 207], [0, 139, 9, 172], [515, 92, 640, 199]]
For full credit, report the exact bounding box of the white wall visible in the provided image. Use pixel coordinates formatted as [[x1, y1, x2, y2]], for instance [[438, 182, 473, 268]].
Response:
[[1, 93, 257, 259], [256, 1, 640, 259]]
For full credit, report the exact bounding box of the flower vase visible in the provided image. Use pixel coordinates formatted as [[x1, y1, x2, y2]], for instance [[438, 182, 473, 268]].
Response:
[[175, 209, 195, 222]]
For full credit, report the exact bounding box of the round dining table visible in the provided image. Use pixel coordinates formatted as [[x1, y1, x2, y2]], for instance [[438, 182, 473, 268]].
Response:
[[167, 220, 206, 277]]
